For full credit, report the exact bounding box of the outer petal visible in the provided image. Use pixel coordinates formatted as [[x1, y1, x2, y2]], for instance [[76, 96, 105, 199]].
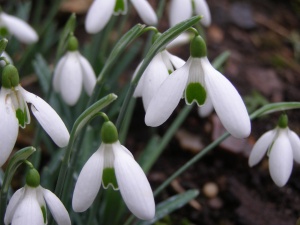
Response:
[[142, 53, 169, 110], [133, 61, 144, 97], [203, 58, 251, 138], [248, 130, 276, 167], [85, 0, 115, 33], [145, 58, 191, 127], [0, 51, 13, 67], [19, 87, 70, 148], [130, 0, 157, 25], [269, 130, 293, 187], [113, 144, 155, 220], [0, 12, 38, 44], [43, 189, 71, 225], [4, 188, 25, 225], [169, 0, 193, 27], [58, 52, 83, 106], [166, 51, 185, 69], [52, 54, 68, 93], [77, 53, 96, 96], [11, 187, 44, 225], [72, 147, 104, 212], [0, 88, 19, 167], [194, 0, 211, 27], [288, 130, 300, 163], [166, 32, 191, 49]]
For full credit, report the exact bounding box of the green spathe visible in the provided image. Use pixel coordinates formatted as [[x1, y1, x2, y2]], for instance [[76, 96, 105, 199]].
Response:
[[102, 167, 118, 190], [2, 64, 19, 88], [190, 35, 207, 58], [101, 121, 119, 144], [26, 168, 40, 188], [185, 82, 206, 106]]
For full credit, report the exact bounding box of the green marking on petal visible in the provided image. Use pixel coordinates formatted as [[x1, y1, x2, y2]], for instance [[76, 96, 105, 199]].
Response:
[[114, 0, 127, 15], [168, 69, 173, 74], [102, 168, 118, 190], [185, 82, 206, 106], [41, 205, 47, 224], [16, 108, 26, 128]]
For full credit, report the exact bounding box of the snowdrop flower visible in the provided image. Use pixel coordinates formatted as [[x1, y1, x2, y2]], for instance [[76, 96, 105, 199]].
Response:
[[0, 64, 69, 167], [73, 116, 155, 220], [145, 35, 251, 139], [0, 51, 13, 67], [53, 35, 96, 106], [85, 0, 157, 33], [133, 47, 185, 110], [5, 167, 71, 225], [169, 0, 211, 27], [249, 114, 300, 187], [0, 11, 38, 44]]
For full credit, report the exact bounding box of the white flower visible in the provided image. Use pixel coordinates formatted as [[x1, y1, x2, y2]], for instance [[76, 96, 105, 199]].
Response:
[[0, 51, 13, 67], [0, 12, 38, 44], [72, 140, 155, 220], [0, 84, 70, 167], [169, 0, 211, 27], [133, 50, 185, 110], [249, 126, 300, 187], [145, 37, 250, 139], [4, 185, 71, 225], [85, 0, 157, 33], [53, 51, 96, 106]]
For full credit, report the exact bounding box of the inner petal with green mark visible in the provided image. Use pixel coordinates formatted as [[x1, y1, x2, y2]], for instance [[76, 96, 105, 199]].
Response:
[[41, 205, 47, 224], [102, 167, 119, 190], [114, 0, 128, 15], [16, 107, 29, 128], [185, 82, 206, 106]]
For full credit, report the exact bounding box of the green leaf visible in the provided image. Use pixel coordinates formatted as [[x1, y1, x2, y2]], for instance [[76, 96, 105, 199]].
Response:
[[212, 50, 230, 69], [32, 54, 52, 94], [135, 190, 199, 225]]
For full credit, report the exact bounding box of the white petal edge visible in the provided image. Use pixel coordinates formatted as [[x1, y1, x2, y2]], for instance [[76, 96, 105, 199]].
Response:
[[72, 147, 104, 212], [288, 129, 300, 164], [248, 130, 276, 167], [269, 130, 293, 187], [194, 0, 211, 27], [167, 33, 191, 49], [145, 59, 191, 127], [4, 188, 24, 225], [43, 188, 71, 225], [0, 51, 13, 67], [166, 51, 186, 69], [0, 12, 38, 44], [53, 54, 68, 93], [130, 0, 158, 25], [85, 0, 115, 33], [113, 145, 155, 220], [169, 0, 193, 27], [133, 61, 144, 98], [78, 53, 96, 96], [19, 86, 70, 148], [0, 88, 19, 167], [203, 58, 251, 138]]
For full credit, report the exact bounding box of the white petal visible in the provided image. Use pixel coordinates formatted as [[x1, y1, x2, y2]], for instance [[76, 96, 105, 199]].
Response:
[[203, 58, 251, 138], [269, 130, 293, 187], [85, 0, 115, 33], [113, 144, 155, 220], [288, 130, 300, 163], [78, 53, 96, 96], [142, 53, 169, 110], [167, 32, 191, 49], [248, 130, 276, 167], [194, 0, 211, 27], [169, 0, 193, 27], [43, 189, 71, 225], [4, 188, 25, 225], [58, 52, 83, 106], [197, 92, 213, 117], [11, 187, 44, 225], [133, 61, 144, 97], [130, 0, 157, 25], [0, 51, 13, 67], [0, 88, 19, 167], [19, 87, 70, 148], [145, 59, 191, 127], [166, 51, 186, 69], [52, 54, 68, 93], [0, 12, 38, 44], [72, 147, 104, 212]]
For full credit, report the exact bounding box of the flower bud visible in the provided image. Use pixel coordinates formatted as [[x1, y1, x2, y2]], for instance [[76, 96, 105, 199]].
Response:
[[278, 114, 288, 128], [67, 35, 78, 51], [26, 168, 40, 188], [2, 64, 19, 88], [190, 35, 207, 58], [101, 121, 119, 144]]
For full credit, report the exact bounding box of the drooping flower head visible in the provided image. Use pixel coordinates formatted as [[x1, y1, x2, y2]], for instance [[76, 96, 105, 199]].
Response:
[[169, 0, 211, 27], [249, 114, 300, 187], [53, 34, 96, 106], [4, 167, 71, 225], [85, 0, 158, 33], [0, 10, 38, 44], [145, 35, 251, 139], [0, 63, 70, 167], [72, 115, 155, 220]]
